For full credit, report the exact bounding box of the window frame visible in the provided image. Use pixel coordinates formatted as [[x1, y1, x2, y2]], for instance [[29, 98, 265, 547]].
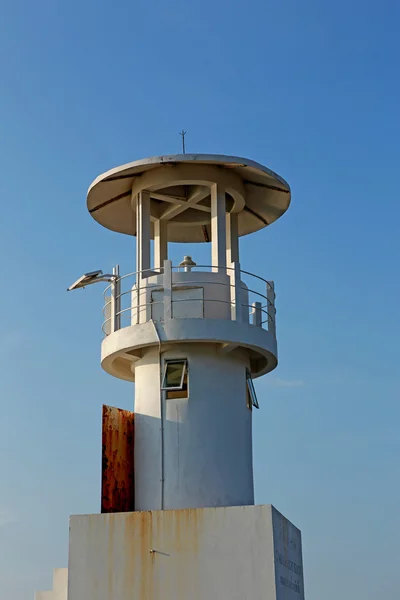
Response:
[[246, 369, 259, 409], [161, 359, 188, 391]]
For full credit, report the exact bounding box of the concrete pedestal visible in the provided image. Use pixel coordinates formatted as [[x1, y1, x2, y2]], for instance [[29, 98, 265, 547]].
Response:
[[68, 504, 304, 600], [34, 568, 68, 600]]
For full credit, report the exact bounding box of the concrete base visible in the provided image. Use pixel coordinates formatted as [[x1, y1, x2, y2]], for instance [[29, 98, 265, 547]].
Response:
[[35, 568, 68, 600], [68, 505, 304, 600]]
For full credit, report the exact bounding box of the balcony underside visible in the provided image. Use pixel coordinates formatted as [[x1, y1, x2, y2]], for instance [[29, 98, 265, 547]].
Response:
[[101, 318, 278, 382]]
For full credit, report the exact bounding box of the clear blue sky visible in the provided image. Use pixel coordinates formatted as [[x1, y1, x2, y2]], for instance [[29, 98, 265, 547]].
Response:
[[0, 0, 399, 598]]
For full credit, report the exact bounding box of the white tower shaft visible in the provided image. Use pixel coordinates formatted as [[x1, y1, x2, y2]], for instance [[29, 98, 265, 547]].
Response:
[[134, 344, 254, 511]]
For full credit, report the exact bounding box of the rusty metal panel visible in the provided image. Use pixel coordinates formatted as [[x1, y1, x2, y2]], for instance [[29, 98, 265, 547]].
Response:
[[101, 405, 135, 513]]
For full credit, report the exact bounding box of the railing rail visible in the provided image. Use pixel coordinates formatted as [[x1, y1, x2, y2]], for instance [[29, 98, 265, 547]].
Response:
[[102, 262, 276, 337]]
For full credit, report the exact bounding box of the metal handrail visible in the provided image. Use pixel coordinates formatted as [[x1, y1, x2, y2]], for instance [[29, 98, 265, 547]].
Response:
[[171, 297, 235, 306], [241, 303, 274, 321], [104, 265, 272, 288], [174, 264, 275, 293], [103, 266, 164, 297], [104, 285, 271, 315], [101, 263, 276, 336], [110, 280, 272, 306], [169, 298, 274, 321], [101, 303, 274, 334], [117, 301, 164, 318], [118, 267, 164, 283], [101, 300, 164, 333], [117, 283, 163, 300]]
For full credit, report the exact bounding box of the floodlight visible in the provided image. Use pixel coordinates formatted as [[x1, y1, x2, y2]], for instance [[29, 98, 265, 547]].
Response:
[[67, 270, 115, 291]]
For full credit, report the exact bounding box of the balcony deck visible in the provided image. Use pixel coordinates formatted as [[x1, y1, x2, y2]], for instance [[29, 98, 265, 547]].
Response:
[[101, 261, 278, 381]]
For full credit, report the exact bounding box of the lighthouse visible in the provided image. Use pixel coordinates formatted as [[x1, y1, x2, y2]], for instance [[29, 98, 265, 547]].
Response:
[[35, 153, 306, 600]]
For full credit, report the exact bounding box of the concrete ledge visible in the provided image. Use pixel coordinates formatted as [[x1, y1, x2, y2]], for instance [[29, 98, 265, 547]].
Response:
[[101, 318, 278, 381], [34, 568, 68, 600]]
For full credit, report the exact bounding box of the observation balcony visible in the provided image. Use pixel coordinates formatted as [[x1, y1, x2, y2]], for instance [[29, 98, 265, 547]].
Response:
[[101, 260, 278, 381]]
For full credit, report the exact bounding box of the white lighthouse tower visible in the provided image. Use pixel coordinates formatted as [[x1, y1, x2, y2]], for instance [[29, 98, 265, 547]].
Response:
[[91, 153, 285, 513], [35, 153, 306, 600]]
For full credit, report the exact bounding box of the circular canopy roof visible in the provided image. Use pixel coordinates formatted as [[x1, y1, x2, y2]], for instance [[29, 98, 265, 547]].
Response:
[[87, 154, 291, 243]]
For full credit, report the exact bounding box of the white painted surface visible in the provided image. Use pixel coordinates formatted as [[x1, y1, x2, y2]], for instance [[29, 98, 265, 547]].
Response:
[[104, 294, 111, 336], [152, 287, 204, 320], [132, 347, 163, 511], [211, 182, 227, 270], [68, 505, 305, 600], [86, 154, 291, 241], [134, 343, 254, 511], [135, 190, 151, 276], [153, 219, 168, 269], [35, 568, 68, 600], [171, 286, 204, 319], [101, 314, 277, 381], [132, 270, 235, 324]]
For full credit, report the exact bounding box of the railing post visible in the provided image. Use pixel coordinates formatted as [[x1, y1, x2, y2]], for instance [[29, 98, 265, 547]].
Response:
[[163, 259, 172, 322], [267, 281, 276, 336], [104, 295, 111, 336], [110, 265, 120, 334], [230, 261, 242, 322], [251, 301, 262, 327], [113, 265, 120, 331], [135, 272, 141, 325]]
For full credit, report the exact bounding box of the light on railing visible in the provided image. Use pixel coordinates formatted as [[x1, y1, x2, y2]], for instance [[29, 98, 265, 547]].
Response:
[[67, 270, 116, 292]]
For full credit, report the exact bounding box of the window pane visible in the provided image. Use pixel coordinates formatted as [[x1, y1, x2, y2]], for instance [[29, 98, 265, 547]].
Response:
[[246, 386, 252, 411], [246, 370, 259, 409], [162, 360, 187, 390], [166, 372, 188, 399], [165, 362, 184, 387]]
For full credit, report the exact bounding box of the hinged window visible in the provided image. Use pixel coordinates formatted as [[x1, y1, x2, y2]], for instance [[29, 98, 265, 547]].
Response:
[[162, 359, 189, 399], [246, 369, 259, 409]]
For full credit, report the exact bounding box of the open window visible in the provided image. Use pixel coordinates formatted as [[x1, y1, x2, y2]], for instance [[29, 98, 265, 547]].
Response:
[[161, 359, 189, 400], [246, 369, 259, 409]]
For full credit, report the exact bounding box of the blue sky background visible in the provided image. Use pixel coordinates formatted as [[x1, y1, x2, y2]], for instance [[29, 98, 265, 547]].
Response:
[[0, 0, 399, 598]]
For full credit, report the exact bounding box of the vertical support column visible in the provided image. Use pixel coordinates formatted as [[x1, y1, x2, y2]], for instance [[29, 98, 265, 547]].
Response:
[[227, 213, 241, 322], [211, 183, 227, 272], [267, 281, 276, 336], [136, 191, 151, 277], [226, 212, 239, 266], [110, 265, 120, 332], [163, 259, 172, 322], [154, 220, 168, 271], [104, 295, 111, 336], [230, 261, 242, 322], [251, 301, 262, 327], [135, 191, 151, 324]]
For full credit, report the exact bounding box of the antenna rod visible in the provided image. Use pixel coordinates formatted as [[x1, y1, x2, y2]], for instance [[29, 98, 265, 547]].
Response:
[[180, 130, 187, 154]]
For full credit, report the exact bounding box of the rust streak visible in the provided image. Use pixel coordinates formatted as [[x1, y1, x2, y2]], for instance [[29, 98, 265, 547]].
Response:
[[140, 511, 154, 600]]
